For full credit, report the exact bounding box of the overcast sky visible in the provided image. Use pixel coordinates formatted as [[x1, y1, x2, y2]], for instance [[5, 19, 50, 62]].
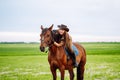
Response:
[[0, 0, 120, 42]]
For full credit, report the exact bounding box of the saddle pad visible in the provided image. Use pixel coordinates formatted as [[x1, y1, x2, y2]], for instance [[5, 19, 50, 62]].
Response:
[[65, 44, 79, 56]]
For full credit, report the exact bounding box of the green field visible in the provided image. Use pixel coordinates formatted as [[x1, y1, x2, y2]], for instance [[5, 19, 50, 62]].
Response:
[[0, 42, 120, 80]]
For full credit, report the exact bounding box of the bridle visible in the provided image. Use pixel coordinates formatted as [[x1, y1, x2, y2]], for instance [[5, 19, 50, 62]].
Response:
[[41, 29, 55, 48]]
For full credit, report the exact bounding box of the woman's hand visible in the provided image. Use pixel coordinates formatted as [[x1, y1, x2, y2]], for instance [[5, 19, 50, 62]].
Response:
[[54, 41, 64, 47], [54, 42, 57, 45]]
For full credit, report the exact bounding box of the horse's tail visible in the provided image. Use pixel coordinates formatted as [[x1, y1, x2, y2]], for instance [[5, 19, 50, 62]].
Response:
[[77, 46, 86, 80]]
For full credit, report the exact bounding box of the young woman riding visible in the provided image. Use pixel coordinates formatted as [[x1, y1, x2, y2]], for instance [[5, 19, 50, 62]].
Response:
[[53, 24, 78, 67]]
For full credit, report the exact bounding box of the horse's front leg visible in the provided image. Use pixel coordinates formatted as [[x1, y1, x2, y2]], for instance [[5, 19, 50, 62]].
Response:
[[59, 66, 65, 80], [50, 66, 57, 80], [68, 68, 74, 80]]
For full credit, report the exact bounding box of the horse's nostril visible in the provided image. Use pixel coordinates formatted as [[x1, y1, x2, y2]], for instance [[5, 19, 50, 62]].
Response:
[[40, 47, 45, 52]]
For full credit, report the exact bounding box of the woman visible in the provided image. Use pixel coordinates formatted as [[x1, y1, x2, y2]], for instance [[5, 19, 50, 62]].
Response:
[[54, 24, 78, 67]]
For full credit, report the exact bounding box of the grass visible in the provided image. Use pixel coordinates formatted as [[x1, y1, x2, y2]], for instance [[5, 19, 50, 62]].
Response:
[[0, 55, 119, 80], [0, 42, 120, 56], [0, 44, 41, 56], [81, 42, 120, 55], [0, 56, 50, 80], [0, 42, 120, 80]]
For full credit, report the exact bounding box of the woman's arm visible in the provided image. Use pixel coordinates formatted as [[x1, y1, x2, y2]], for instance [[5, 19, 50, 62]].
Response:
[[54, 41, 64, 47]]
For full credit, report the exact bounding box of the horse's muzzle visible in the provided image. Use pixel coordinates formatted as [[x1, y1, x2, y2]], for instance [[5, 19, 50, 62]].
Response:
[[40, 46, 45, 52]]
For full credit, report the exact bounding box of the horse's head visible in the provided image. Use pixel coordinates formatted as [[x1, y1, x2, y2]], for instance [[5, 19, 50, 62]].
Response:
[[40, 24, 53, 52]]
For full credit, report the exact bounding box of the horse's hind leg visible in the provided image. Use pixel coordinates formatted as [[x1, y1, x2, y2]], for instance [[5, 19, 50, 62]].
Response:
[[77, 62, 85, 80], [50, 66, 57, 80], [68, 68, 74, 80]]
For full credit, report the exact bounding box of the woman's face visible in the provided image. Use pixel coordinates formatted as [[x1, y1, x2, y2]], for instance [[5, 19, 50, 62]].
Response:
[[58, 29, 65, 35]]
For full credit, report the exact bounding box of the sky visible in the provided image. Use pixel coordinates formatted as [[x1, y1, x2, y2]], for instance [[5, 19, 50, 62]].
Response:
[[0, 0, 120, 42]]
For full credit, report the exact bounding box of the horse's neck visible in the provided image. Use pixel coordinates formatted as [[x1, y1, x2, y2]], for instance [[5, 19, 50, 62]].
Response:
[[49, 45, 57, 56], [49, 45, 65, 57]]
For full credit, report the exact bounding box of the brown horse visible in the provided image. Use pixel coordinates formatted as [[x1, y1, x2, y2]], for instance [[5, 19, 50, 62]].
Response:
[[39, 25, 86, 80]]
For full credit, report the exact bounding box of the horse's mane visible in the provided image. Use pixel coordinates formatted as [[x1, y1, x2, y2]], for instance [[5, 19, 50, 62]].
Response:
[[52, 30, 70, 46], [41, 28, 62, 43], [52, 30, 62, 43]]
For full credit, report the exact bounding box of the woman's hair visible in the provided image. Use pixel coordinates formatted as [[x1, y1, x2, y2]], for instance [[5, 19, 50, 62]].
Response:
[[64, 32, 73, 52], [64, 32, 70, 47]]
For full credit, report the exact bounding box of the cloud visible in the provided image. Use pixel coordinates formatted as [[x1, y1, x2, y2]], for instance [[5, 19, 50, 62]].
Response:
[[71, 34, 120, 42], [0, 32, 120, 42], [0, 0, 120, 37], [0, 32, 39, 42]]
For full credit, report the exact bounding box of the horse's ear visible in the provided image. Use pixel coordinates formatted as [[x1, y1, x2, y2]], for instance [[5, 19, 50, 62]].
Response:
[[48, 24, 53, 31], [41, 25, 44, 30]]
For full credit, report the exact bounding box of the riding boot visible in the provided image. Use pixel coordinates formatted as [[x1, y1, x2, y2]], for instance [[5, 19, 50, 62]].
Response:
[[65, 48, 78, 67], [71, 52, 78, 67]]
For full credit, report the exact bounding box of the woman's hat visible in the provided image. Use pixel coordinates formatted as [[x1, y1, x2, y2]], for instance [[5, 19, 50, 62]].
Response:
[[58, 24, 69, 32]]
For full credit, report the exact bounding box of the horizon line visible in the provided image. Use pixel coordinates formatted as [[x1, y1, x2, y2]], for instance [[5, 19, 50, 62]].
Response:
[[0, 31, 120, 42]]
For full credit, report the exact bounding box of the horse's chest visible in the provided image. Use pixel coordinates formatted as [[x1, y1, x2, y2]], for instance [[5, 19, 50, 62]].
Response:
[[48, 55, 64, 66]]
